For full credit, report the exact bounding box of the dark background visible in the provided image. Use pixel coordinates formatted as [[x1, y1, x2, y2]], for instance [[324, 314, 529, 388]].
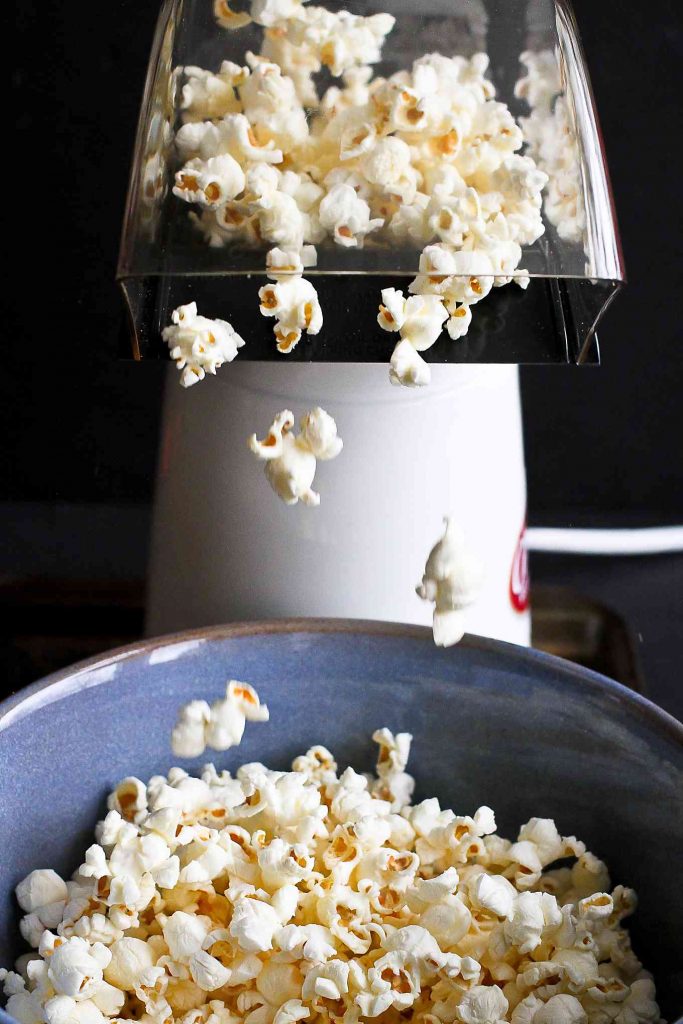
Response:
[[4, 0, 682, 515]]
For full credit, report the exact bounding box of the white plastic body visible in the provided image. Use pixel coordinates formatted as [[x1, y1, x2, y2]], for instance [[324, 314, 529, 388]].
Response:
[[147, 363, 530, 645]]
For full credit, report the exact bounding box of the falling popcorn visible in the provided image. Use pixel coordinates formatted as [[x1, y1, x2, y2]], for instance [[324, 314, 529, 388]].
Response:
[[416, 518, 485, 647], [1, 716, 661, 1024], [378, 287, 448, 387], [172, 680, 269, 758], [258, 249, 323, 353], [162, 302, 245, 387], [389, 338, 431, 388], [248, 407, 342, 506]]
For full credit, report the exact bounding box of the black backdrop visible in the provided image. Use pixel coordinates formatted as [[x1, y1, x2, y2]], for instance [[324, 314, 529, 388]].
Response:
[[4, 0, 682, 518]]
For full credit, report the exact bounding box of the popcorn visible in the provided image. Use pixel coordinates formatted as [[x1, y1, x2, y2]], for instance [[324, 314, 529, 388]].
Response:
[[230, 898, 281, 952], [360, 137, 419, 203], [412, 248, 495, 307], [266, 246, 317, 278], [16, 871, 68, 916], [189, 950, 232, 991], [456, 984, 508, 1024], [532, 994, 587, 1024], [318, 184, 383, 248], [504, 891, 563, 955], [467, 872, 516, 919], [47, 938, 111, 1000], [299, 406, 343, 460], [445, 302, 472, 341], [171, 700, 212, 759], [214, 0, 253, 30], [287, 9, 395, 78], [389, 338, 431, 388], [251, 0, 311, 29], [172, 680, 270, 758], [273, 999, 310, 1024], [516, 52, 585, 243], [15, 871, 68, 947], [222, 113, 285, 164], [240, 58, 309, 150], [248, 407, 342, 505], [162, 302, 245, 387], [181, 63, 247, 122], [378, 288, 449, 388], [416, 518, 485, 646], [258, 274, 322, 353], [103, 937, 155, 991], [419, 894, 472, 947], [276, 925, 336, 963], [514, 51, 561, 114], [108, 776, 148, 824], [174, 154, 246, 208], [2, 716, 660, 1024]]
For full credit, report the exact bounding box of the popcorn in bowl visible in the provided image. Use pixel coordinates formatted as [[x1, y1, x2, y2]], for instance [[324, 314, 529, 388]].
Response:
[[1, 688, 663, 1024]]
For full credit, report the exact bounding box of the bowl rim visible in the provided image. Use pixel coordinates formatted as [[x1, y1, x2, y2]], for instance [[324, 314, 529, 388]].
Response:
[[1, 619, 681, 747]]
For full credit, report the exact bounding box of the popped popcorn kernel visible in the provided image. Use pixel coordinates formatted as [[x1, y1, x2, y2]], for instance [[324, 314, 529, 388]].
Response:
[[214, 0, 252, 31], [318, 184, 383, 248], [172, 680, 269, 758], [248, 406, 342, 506], [162, 302, 245, 387], [3, 715, 661, 1024], [416, 518, 485, 646], [258, 270, 323, 353]]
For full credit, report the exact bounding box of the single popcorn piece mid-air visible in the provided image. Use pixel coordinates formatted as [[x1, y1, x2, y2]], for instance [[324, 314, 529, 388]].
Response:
[[388, 337, 432, 388], [248, 406, 342, 506], [258, 247, 323, 353], [378, 287, 448, 387], [417, 517, 485, 646], [172, 680, 270, 758], [162, 302, 245, 387], [166, 4, 549, 382], [2, 717, 661, 1024]]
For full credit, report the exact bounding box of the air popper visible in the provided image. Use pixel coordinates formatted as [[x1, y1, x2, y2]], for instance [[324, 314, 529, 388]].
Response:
[[117, 0, 624, 643]]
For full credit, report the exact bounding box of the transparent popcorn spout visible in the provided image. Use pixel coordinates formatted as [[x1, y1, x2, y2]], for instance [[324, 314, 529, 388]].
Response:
[[118, 0, 624, 367]]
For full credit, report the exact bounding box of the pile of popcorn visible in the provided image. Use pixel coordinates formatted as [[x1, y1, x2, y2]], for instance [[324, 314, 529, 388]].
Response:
[[514, 52, 585, 245], [1, 698, 662, 1024], [166, 0, 551, 386]]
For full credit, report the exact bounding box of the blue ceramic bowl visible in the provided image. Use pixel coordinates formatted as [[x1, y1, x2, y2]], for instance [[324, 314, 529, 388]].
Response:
[[1, 621, 682, 1021]]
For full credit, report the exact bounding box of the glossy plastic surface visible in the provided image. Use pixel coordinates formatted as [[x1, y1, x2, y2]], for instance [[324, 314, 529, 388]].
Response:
[[118, 0, 624, 363]]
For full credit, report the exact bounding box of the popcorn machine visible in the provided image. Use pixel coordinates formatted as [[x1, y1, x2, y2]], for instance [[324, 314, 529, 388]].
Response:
[[117, 0, 624, 642]]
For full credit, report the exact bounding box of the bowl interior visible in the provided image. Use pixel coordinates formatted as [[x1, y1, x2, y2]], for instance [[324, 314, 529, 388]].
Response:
[[1, 623, 682, 1016]]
